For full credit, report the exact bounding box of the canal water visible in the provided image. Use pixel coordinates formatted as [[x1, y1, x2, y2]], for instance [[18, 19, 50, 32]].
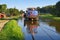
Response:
[[18, 18, 60, 40]]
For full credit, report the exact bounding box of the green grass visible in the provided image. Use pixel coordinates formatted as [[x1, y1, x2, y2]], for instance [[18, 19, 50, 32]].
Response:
[[40, 14, 60, 21], [52, 17, 60, 21], [0, 20, 24, 40], [0, 15, 21, 20]]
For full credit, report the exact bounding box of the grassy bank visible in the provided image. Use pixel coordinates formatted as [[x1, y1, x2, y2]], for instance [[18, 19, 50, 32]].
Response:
[[0, 20, 24, 40], [0, 15, 22, 20], [40, 14, 60, 21]]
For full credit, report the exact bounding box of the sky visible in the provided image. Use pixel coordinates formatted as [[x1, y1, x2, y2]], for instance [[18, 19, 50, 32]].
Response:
[[0, 0, 60, 11]]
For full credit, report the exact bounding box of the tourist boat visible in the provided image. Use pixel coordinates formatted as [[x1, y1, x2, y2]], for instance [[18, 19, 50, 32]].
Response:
[[25, 8, 39, 20]]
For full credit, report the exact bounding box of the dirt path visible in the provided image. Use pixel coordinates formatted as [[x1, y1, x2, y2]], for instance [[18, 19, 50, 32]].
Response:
[[0, 20, 9, 31]]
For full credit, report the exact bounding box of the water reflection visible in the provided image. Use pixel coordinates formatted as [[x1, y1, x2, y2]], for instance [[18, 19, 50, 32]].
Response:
[[48, 22, 60, 33], [24, 20, 39, 35], [18, 19, 60, 40]]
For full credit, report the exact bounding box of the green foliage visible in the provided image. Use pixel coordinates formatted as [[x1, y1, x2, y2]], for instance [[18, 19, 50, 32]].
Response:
[[0, 20, 24, 40], [56, 1, 60, 17], [19, 10, 24, 14], [36, 7, 40, 13], [40, 14, 60, 21], [6, 8, 20, 16], [40, 14, 54, 19], [50, 1, 60, 17], [0, 4, 7, 13], [40, 5, 55, 13], [37, 1, 60, 17], [0, 4, 23, 16], [56, 1, 60, 11]]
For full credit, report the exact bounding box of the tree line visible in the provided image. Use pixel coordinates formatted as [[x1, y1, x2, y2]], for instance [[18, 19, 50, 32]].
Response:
[[36, 1, 60, 17], [0, 1, 60, 17], [0, 4, 24, 16]]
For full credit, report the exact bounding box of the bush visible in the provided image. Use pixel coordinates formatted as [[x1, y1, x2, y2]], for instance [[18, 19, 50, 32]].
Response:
[[0, 20, 24, 40]]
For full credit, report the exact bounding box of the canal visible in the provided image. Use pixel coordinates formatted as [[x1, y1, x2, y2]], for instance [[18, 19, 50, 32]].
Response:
[[18, 18, 60, 40]]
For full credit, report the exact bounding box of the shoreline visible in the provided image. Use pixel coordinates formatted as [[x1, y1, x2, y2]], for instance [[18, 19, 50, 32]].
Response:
[[40, 14, 60, 21]]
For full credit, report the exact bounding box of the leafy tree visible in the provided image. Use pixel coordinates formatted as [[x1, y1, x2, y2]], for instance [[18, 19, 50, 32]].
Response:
[[50, 1, 60, 17], [13, 8, 20, 16], [56, 1, 60, 17], [0, 4, 7, 13], [19, 10, 24, 14], [8, 8, 14, 16], [40, 5, 54, 13], [50, 5, 56, 16], [36, 1, 60, 17], [7, 8, 20, 16], [0, 5, 2, 13], [36, 7, 40, 13]]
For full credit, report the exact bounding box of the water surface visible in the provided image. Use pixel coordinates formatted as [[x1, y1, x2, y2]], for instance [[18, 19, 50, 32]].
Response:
[[18, 18, 60, 40]]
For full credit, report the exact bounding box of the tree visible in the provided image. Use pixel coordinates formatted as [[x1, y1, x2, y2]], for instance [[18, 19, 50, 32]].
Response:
[[13, 8, 20, 16], [56, 1, 60, 17], [19, 10, 24, 14], [36, 7, 40, 13], [0, 4, 7, 13], [0, 5, 2, 13], [50, 5, 56, 16], [40, 5, 55, 13], [6, 8, 20, 16]]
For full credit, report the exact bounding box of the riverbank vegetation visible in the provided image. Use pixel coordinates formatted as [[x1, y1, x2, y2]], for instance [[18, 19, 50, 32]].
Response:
[[37, 1, 60, 21], [0, 20, 24, 40], [0, 16, 20, 20], [37, 1, 60, 17], [40, 14, 60, 21], [0, 4, 24, 19]]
